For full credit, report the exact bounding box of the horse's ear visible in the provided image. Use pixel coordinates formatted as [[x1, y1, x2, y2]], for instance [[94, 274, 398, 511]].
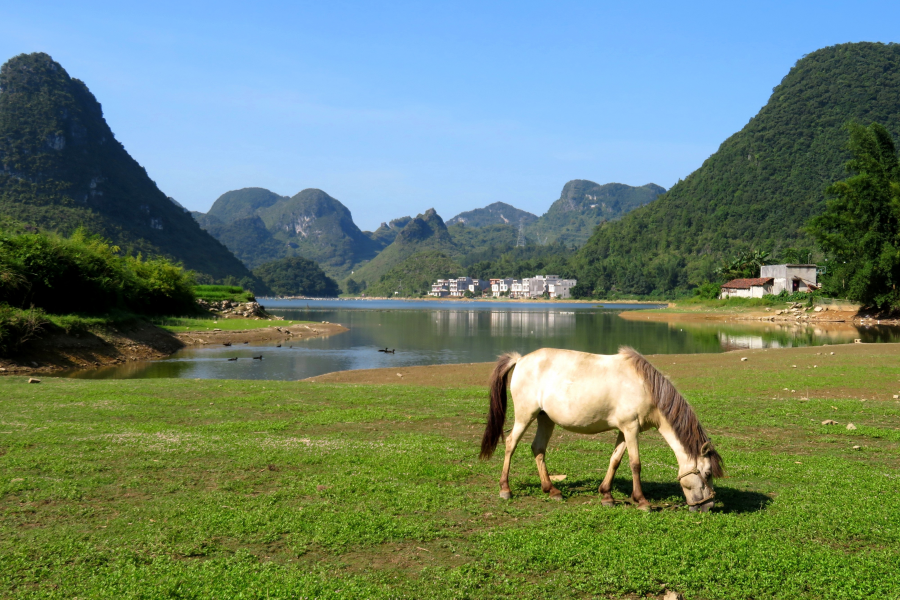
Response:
[[701, 441, 712, 456]]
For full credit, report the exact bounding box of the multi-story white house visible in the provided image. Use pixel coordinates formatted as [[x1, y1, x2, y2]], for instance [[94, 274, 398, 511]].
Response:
[[429, 279, 450, 297], [548, 278, 577, 299], [432, 275, 576, 299], [489, 278, 514, 297]]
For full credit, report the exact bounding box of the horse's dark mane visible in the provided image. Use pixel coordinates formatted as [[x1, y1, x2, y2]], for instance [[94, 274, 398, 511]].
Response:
[[620, 347, 724, 478]]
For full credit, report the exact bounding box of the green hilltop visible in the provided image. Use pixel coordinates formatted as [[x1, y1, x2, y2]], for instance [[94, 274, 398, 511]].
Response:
[[527, 180, 666, 246], [446, 202, 537, 228], [573, 42, 900, 296], [194, 187, 381, 279], [0, 53, 254, 282], [349, 208, 457, 286]]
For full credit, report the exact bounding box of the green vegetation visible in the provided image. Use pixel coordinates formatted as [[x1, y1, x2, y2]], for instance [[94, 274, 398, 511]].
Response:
[[1, 348, 898, 598], [257, 189, 380, 278], [0, 227, 196, 317], [193, 285, 256, 304], [0, 225, 201, 355], [364, 251, 463, 297], [350, 209, 456, 287], [809, 122, 900, 308], [527, 180, 665, 246], [206, 188, 286, 223], [364, 216, 413, 249], [574, 42, 900, 296], [252, 257, 340, 297], [0, 52, 254, 281], [446, 201, 537, 228], [193, 214, 289, 269]]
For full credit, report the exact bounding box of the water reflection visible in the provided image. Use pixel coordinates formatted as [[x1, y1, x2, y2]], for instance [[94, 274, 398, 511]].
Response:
[[48, 299, 892, 381]]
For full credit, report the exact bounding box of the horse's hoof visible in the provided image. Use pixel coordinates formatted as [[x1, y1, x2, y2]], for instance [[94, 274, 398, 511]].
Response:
[[601, 500, 615, 507], [637, 504, 652, 512], [549, 492, 563, 502], [499, 491, 512, 500]]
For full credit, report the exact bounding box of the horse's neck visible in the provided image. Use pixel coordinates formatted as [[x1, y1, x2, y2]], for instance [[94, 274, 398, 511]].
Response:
[[656, 417, 693, 472]]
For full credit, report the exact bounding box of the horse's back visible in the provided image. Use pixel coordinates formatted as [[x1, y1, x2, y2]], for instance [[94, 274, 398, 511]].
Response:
[[509, 348, 654, 433]]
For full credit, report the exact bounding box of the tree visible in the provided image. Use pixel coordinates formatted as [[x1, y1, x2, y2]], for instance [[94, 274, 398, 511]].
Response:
[[715, 249, 771, 281], [808, 122, 900, 308]]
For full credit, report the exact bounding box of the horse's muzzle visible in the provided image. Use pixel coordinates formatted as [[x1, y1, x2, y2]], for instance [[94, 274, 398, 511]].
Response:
[[689, 499, 715, 513]]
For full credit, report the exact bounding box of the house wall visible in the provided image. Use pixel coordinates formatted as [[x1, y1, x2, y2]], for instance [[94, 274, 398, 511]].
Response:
[[760, 265, 817, 294]]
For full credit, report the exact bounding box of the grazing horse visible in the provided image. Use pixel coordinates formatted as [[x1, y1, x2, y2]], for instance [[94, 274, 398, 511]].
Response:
[[480, 347, 724, 512]]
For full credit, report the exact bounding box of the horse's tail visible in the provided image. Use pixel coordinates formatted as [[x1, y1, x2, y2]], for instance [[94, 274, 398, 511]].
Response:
[[479, 352, 521, 460]]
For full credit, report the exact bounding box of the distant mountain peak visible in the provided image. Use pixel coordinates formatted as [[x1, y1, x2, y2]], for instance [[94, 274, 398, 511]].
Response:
[[447, 201, 538, 228], [0, 52, 253, 280]]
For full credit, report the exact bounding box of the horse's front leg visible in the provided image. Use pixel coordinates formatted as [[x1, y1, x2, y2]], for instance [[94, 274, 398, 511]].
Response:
[[599, 430, 626, 506], [623, 428, 651, 510], [532, 412, 562, 500]]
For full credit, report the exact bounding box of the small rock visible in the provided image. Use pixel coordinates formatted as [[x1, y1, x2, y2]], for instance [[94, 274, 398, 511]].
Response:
[[28, 378, 41, 384], [792, 365, 797, 368], [846, 423, 857, 430], [830, 352, 835, 355], [893, 395, 898, 399], [821, 419, 838, 425], [854, 339, 861, 343], [740, 357, 748, 362], [852, 445, 861, 450], [814, 306, 823, 312], [664, 591, 685, 600], [397, 373, 403, 377]]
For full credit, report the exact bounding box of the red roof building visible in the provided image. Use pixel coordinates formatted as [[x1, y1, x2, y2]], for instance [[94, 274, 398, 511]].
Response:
[[720, 277, 774, 299]]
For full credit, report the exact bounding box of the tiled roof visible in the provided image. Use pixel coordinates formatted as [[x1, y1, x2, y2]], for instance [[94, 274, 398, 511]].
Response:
[[721, 277, 774, 289]]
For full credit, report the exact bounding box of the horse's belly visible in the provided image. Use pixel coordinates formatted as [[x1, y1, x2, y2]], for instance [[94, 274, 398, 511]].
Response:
[[556, 421, 614, 435]]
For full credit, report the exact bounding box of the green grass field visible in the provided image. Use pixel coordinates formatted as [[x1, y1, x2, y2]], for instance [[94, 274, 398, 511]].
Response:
[[150, 317, 308, 333], [1, 354, 898, 599]]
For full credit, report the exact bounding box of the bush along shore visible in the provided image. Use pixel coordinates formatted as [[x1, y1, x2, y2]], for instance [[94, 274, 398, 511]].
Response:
[[0, 226, 339, 374]]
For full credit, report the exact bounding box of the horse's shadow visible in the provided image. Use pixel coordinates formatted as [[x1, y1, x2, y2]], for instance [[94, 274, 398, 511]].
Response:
[[517, 478, 773, 514]]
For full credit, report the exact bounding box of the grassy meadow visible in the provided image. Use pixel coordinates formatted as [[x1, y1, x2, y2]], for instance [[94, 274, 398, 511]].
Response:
[[1, 349, 899, 599]]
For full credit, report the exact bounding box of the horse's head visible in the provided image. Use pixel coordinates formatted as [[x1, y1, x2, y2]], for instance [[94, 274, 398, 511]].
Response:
[[679, 441, 722, 513]]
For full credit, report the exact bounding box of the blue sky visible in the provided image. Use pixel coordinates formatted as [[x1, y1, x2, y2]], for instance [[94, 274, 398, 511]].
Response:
[[2, 1, 899, 230]]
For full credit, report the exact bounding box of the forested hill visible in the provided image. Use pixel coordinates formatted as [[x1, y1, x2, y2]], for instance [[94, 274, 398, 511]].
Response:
[[194, 187, 381, 278], [0, 53, 254, 281], [349, 208, 456, 286], [527, 180, 665, 246], [573, 42, 900, 296], [447, 202, 537, 228]]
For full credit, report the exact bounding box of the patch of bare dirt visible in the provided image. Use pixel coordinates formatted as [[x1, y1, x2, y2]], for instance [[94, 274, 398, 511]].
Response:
[[175, 322, 347, 347]]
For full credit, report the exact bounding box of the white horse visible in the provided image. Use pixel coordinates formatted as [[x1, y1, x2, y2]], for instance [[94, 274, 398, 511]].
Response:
[[480, 347, 724, 512]]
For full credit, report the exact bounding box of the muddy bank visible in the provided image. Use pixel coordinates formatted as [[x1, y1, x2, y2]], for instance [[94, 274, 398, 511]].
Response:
[[0, 322, 183, 375], [175, 322, 347, 347], [1, 321, 347, 375], [618, 306, 862, 325]]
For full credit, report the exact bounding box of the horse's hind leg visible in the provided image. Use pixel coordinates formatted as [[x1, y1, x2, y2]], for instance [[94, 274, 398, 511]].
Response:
[[599, 431, 626, 506], [499, 417, 531, 499], [532, 412, 562, 500]]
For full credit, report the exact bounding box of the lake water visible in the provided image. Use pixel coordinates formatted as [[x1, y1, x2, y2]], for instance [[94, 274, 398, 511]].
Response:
[[53, 299, 899, 381]]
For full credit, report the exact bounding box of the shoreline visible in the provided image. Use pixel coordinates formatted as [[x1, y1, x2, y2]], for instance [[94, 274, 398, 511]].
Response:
[[302, 342, 900, 390], [0, 321, 348, 376], [260, 296, 668, 306]]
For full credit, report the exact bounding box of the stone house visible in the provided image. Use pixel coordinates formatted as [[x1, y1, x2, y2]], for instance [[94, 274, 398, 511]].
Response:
[[759, 264, 818, 294]]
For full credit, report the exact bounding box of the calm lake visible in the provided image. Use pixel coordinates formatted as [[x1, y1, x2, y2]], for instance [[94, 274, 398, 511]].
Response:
[[52, 299, 900, 381]]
